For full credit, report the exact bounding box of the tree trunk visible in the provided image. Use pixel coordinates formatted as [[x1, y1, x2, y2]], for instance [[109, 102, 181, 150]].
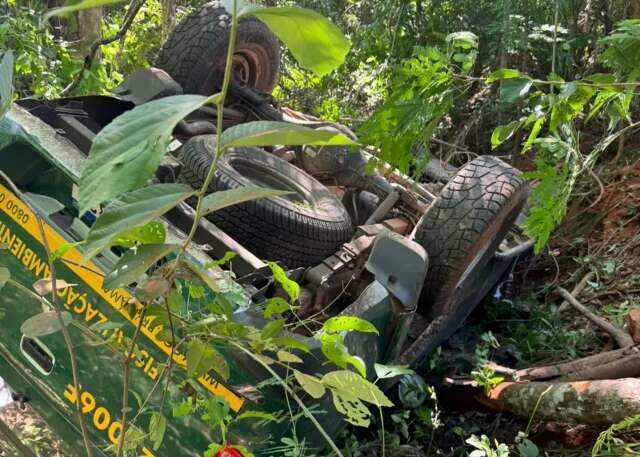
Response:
[[486, 378, 640, 425], [77, 7, 103, 58], [161, 0, 176, 40]]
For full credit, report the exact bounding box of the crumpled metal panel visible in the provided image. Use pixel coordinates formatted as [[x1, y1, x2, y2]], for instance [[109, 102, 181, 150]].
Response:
[[0, 105, 87, 181]]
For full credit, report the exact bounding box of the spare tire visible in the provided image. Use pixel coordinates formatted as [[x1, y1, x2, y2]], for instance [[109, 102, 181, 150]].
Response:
[[156, 3, 281, 95], [178, 136, 353, 268], [415, 155, 527, 318]]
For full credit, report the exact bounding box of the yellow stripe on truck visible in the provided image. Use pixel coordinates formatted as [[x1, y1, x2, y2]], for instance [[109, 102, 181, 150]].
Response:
[[0, 183, 244, 411]]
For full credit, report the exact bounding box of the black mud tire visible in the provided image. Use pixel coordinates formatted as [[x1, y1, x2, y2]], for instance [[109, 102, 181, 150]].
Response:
[[156, 3, 280, 95], [178, 135, 353, 268], [415, 156, 527, 318]]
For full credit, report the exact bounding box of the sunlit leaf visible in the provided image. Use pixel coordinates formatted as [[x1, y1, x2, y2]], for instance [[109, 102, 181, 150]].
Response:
[[322, 316, 379, 335], [267, 262, 299, 302], [486, 68, 523, 83], [315, 333, 366, 377], [491, 120, 523, 149], [172, 398, 193, 417], [21, 311, 72, 337], [263, 297, 291, 319], [201, 186, 291, 216], [242, 7, 350, 76], [78, 95, 214, 213], [49, 241, 83, 263], [104, 244, 179, 290], [82, 184, 195, 259], [276, 350, 303, 364], [236, 410, 277, 422], [220, 121, 358, 149], [113, 221, 166, 248], [374, 363, 414, 379], [293, 371, 325, 399]]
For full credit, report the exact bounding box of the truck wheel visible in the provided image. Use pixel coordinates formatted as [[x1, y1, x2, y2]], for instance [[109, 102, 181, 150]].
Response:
[[156, 4, 280, 95], [415, 156, 527, 318], [178, 136, 353, 268]]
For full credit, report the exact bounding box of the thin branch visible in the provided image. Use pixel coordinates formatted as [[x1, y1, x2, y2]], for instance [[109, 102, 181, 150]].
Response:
[[557, 287, 633, 348], [0, 170, 95, 457], [116, 307, 147, 457], [60, 0, 146, 96], [558, 271, 595, 313]]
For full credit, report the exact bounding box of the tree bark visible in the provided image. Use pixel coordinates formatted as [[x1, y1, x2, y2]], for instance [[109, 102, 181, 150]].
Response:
[[485, 378, 640, 425], [77, 7, 103, 58], [161, 0, 176, 40]]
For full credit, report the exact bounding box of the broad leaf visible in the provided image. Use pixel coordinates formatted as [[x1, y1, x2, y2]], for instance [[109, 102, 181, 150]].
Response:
[[186, 339, 230, 381], [322, 316, 379, 335], [172, 398, 193, 417], [104, 244, 179, 290], [113, 221, 166, 248], [201, 186, 291, 216], [78, 95, 212, 213], [271, 336, 310, 353], [293, 371, 325, 399], [82, 184, 195, 259], [148, 412, 166, 451], [243, 7, 350, 76], [321, 370, 393, 427], [522, 116, 545, 153], [267, 262, 299, 302], [491, 120, 523, 149], [45, 0, 124, 18], [500, 78, 533, 104], [315, 332, 366, 377], [276, 350, 303, 364], [0, 267, 9, 292], [221, 121, 358, 149], [486, 68, 523, 83], [374, 363, 414, 379], [0, 51, 14, 119], [21, 311, 72, 337]]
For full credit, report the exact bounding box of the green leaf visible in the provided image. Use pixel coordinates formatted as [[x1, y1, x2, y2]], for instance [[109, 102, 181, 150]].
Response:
[[293, 371, 326, 399], [201, 186, 292, 216], [236, 410, 277, 422], [0, 267, 10, 292], [373, 363, 414, 379], [522, 116, 545, 153], [148, 412, 167, 451], [113, 221, 166, 248], [491, 120, 523, 149], [243, 7, 350, 76], [220, 121, 358, 149], [486, 68, 523, 83], [263, 297, 291, 319], [82, 184, 195, 259], [49, 241, 83, 263], [261, 319, 285, 339], [172, 398, 193, 417], [315, 332, 366, 377], [103, 244, 179, 290], [0, 51, 14, 119], [45, 0, 124, 18], [321, 370, 393, 427], [78, 95, 213, 213], [21, 311, 72, 337], [276, 350, 303, 364], [322, 316, 379, 335], [186, 339, 230, 381], [267, 262, 299, 302], [500, 78, 533, 104], [517, 438, 539, 457]]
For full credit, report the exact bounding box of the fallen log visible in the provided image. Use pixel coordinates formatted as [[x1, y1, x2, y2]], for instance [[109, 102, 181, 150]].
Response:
[[486, 378, 640, 425], [516, 345, 640, 381], [557, 287, 633, 348]]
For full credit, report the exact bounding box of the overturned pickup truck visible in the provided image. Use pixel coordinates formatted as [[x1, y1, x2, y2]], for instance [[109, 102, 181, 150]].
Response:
[[0, 4, 532, 457]]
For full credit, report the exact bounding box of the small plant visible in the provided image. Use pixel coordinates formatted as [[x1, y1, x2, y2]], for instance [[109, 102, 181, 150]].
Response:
[[466, 434, 510, 457]]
